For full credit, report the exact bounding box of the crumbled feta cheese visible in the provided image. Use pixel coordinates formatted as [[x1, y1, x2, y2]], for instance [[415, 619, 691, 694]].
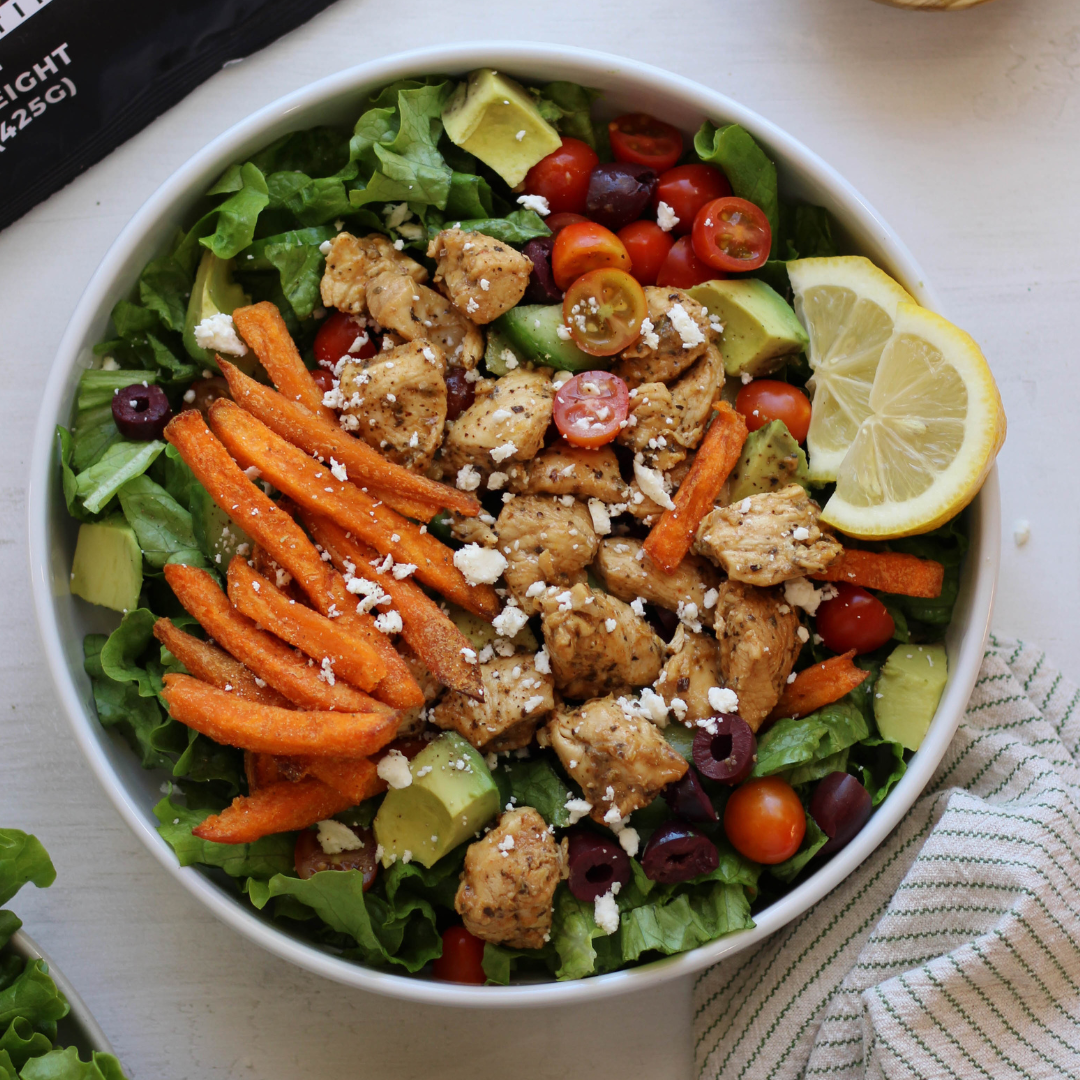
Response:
[[375, 610, 403, 634], [594, 884, 622, 935], [1014, 519, 1030, 546], [515, 129, 527, 141], [377, 748, 413, 789], [739, 497, 752, 513], [522, 694, 547, 713], [534, 646, 551, 674], [479, 278, 491, 292], [490, 442, 517, 464], [318, 657, 336, 686], [588, 498, 612, 536], [703, 587, 719, 611], [318, 239, 333, 255], [633, 455, 675, 510], [101, 356, 120, 371], [564, 797, 593, 825], [516, 193, 550, 216], [316, 819, 361, 855], [793, 525, 811, 542], [466, 297, 480, 314], [391, 562, 417, 580], [670, 697, 688, 722], [385, 202, 412, 228], [193, 312, 249, 356], [182, 388, 196, 404], [328, 457, 348, 482], [525, 580, 548, 598], [740, 372, 753, 385], [784, 577, 827, 616], [487, 471, 508, 491], [493, 605, 529, 638], [604, 617, 618, 634], [497, 833, 516, 855], [708, 686, 739, 714], [656, 201, 679, 232], [555, 324, 573, 341], [677, 600, 702, 632], [461, 647, 478, 665], [638, 686, 670, 727], [667, 303, 705, 349], [500, 348, 520, 369], [456, 464, 482, 491], [639, 316, 660, 350], [453, 543, 508, 586], [796, 625, 810, 643]]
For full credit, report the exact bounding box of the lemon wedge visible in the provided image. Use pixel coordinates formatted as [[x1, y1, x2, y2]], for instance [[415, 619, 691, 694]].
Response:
[[788, 256, 914, 483], [821, 302, 1006, 538]]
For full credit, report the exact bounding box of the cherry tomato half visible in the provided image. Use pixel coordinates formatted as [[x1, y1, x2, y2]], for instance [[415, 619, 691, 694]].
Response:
[[815, 583, 895, 655], [294, 825, 378, 887], [609, 113, 684, 173], [735, 380, 813, 443], [311, 368, 335, 395], [544, 212, 591, 236], [655, 235, 720, 289], [524, 138, 600, 216], [552, 221, 631, 291], [314, 310, 376, 367], [553, 370, 630, 448], [692, 197, 772, 273], [617, 220, 674, 287], [432, 926, 486, 984], [654, 164, 732, 237], [724, 776, 806, 864], [563, 268, 648, 357]]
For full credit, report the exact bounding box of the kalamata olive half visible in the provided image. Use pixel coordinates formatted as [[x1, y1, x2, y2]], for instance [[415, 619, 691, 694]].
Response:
[[641, 819, 719, 883], [585, 162, 659, 232], [567, 829, 631, 902], [810, 772, 873, 856], [693, 714, 756, 784], [445, 367, 476, 421], [663, 766, 718, 824], [112, 383, 172, 440], [522, 236, 563, 305]]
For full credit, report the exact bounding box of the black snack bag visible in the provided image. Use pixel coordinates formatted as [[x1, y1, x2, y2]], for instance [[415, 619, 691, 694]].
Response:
[[0, 0, 337, 232]]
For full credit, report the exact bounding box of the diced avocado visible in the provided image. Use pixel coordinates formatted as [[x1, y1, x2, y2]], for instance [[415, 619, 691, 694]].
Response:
[[727, 420, 809, 503], [373, 732, 500, 868], [495, 304, 598, 373], [190, 482, 252, 568], [447, 603, 539, 653], [70, 516, 143, 613], [874, 644, 948, 752], [182, 250, 251, 365], [689, 279, 809, 378], [442, 69, 562, 188]]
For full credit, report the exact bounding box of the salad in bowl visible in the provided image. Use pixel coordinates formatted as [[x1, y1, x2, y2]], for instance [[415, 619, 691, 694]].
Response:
[[54, 63, 1004, 986]]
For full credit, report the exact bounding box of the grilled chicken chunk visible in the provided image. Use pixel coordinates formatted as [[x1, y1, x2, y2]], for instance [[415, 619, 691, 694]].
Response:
[[319, 232, 427, 315], [441, 369, 555, 481], [592, 537, 721, 627], [539, 696, 688, 823], [455, 808, 568, 949], [695, 484, 843, 587], [505, 443, 629, 504], [618, 382, 686, 471], [623, 455, 694, 524], [427, 229, 533, 325], [539, 583, 664, 699], [396, 644, 444, 736], [654, 626, 724, 725], [669, 343, 726, 452], [431, 654, 554, 752], [336, 339, 447, 470], [447, 509, 499, 548], [495, 496, 597, 615], [614, 287, 714, 387], [714, 579, 802, 730]]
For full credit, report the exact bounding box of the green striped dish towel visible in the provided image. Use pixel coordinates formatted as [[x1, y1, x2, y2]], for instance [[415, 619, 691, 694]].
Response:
[[694, 635, 1080, 1079]]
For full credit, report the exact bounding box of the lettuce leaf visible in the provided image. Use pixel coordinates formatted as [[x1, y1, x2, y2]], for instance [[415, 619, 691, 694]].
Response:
[[493, 758, 572, 827], [531, 82, 604, 154], [769, 813, 828, 884], [116, 475, 201, 569], [0, 1017, 52, 1071], [0, 962, 68, 1030], [73, 440, 165, 516], [849, 737, 906, 806], [19, 1046, 128, 1080], [75, 371, 159, 411], [70, 406, 120, 474], [882, 517, 968, 633], [199, 163, 270, 260], [752, 702, 869, 779], [0, 833, 55, 908], [434, 209, 550, 245]]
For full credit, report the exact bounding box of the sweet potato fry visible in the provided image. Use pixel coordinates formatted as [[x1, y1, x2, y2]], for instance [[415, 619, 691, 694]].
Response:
[[298, 757, 385, 804], [162, 673, 398, 757], [153, 617, 291, 707], [770, 650, 869, 722], [208, 398, 499, 620], [643, 402, 748, 574], [244, 751, 286, 792], [302, 511, 484, 700], [219, 359, 481, 519], [163, 563, 389, 713], [163, 410, 422, 708], [811, 548, 945, 599], [226, 556, 386, 692], [192, 779, 353, 844]]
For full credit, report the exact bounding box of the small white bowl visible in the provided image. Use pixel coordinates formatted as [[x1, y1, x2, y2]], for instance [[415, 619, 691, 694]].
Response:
[[28, 42, 999, 1007]]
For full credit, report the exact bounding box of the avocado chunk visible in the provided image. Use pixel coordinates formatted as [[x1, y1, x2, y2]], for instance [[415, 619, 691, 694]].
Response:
[[495, 304, 597, 373], [874, 644, 948, 752], [190, 482, 252, 567], [70, 516, 143, 612], [442, 69, 562, 188], [447, 602, 539, 654], [183, 250, 251, 365], [727, 420, 809, 503], [689, 279, 809, 377], [373, 732, 500, 868]]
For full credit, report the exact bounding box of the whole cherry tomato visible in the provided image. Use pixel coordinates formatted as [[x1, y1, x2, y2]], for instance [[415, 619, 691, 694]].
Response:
[[655, 235, 720, 289], [692, 197, 772, 273], [551, 221, 631, 291], [563, 269, 648, 357], [815, 583, 896, 655], [735, 380, 813, 443], [654, 163, 732, 237], [432, 926, 487, 984], [544, 212, 591, 236], [724, 776, 806, 864], [311, 368, 335, 395], [617, 220, 674, 287], [314, 310, 376, 367], [609, 113, 684, 172], [524, 138, 600, 216], [293, 825, 378, 888], [552, 370, 630, 448]]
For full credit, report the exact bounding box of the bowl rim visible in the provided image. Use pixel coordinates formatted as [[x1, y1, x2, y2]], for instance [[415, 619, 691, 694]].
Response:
[[28, 40, 999, 1007]]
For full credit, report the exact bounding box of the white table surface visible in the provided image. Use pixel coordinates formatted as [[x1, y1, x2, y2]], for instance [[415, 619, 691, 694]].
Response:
[[2, 1, 1077, 1076]]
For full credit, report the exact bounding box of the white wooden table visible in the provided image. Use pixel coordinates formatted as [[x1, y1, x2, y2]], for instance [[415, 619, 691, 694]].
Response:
[[2, 1, 1077, 1076]]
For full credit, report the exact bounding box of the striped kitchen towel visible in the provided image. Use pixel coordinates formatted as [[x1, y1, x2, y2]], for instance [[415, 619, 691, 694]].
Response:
[[694, 635, 1080, 1080]]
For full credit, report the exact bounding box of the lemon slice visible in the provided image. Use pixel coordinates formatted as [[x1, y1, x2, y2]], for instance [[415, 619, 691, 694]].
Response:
[[788, 256, 914, 483], [821, 302, 1006, 538]]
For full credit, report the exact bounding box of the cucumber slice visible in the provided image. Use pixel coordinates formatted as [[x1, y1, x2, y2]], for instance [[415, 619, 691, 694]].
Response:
[[484, 325, 519, 376], [494, 304, 603, 372]]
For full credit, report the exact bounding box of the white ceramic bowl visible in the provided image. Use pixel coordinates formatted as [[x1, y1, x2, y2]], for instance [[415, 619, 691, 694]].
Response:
[[28, 42, 999, 1007]]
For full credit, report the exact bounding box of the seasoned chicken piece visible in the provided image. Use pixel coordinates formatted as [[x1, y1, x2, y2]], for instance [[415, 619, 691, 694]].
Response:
[[539, 695, 688, 823], [715, 579, 801, 730], [618, 382, 686, 471], [455, 808, 568, 949], [695, 484, 843, 587], [614, 287, 714, 387], [336, 339, 447, 470], [669, 342, 726, 452], [592, 538, 721, 627], [427, 229, 533, 325], [431, 655, 554, 752], [654, 626, 724, 725], [539, 583, 664, 699], [447, 510, 498, 548], [396, 645, 444, 736], [506, 443, 629, 504], [623, 455, 694, 524], [495, 496, 597, 615], [319, 232, 427, 315], [366, 271, 484, 369], [441, 369, 555, 480]]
